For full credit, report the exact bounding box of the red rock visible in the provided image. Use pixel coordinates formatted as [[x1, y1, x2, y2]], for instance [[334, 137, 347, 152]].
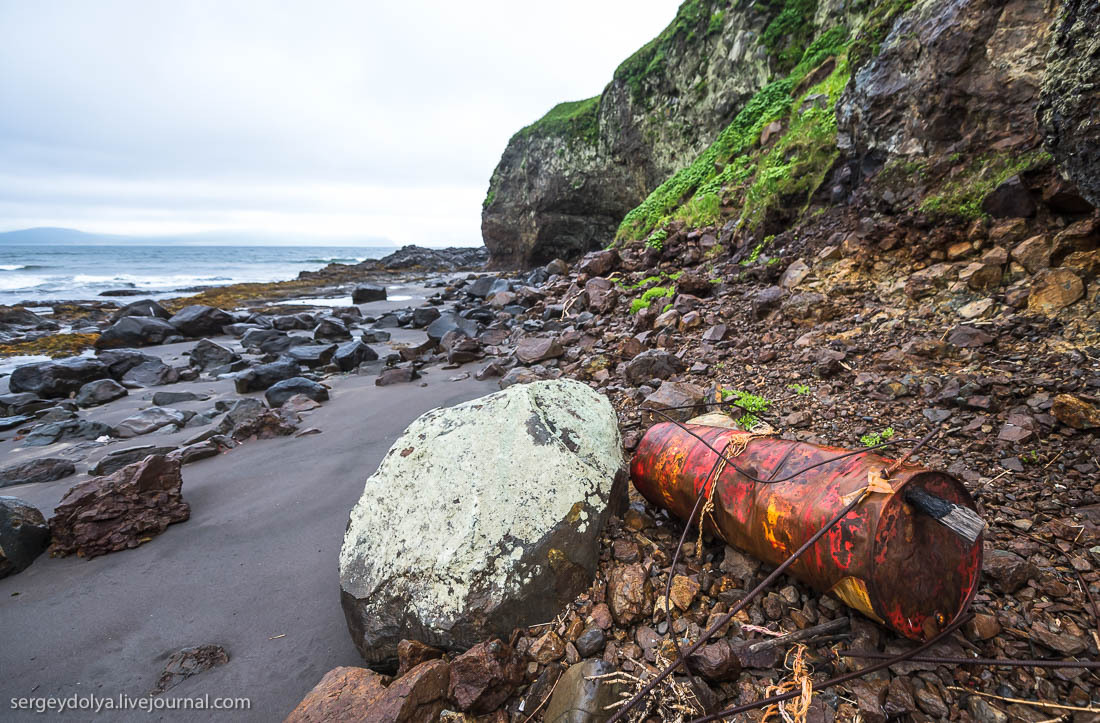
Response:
[[607, 562, 652, 625], [397, 640, 444, 677], [48, 455, 189, 560], [1052, 394, 1100, 429], [515, 336, 564, 364], [529, 631, 566, 664], [576, 250, 619, 276], [285, 660, 449, 723], [446, 639, 523, 713], [669, 575, 700, 611], [687, 639, 740, 682]]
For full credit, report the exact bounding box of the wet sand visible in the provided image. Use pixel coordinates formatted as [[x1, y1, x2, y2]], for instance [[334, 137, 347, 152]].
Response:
[[0, 284, 498, 720]]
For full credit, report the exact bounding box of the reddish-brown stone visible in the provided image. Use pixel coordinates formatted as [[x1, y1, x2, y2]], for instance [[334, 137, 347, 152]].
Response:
[[48, 454, 189, 560], [446, 639, 524, 713], [397, 639, 445, 677], [285, 660, 449, 723]]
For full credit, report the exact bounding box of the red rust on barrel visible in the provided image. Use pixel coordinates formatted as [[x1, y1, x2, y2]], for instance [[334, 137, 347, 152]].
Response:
[[630, 421, 983, 641]]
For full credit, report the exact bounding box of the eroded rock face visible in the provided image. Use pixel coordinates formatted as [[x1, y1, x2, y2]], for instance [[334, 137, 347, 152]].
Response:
[[339, 379, 627, 668], [481, 1, 795, 267], [1039, 0, 1100, 206], [48, 455, 189, 559]]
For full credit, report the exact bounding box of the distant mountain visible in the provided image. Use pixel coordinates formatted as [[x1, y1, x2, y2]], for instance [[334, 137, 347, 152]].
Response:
[[0, 227, 404, 247]]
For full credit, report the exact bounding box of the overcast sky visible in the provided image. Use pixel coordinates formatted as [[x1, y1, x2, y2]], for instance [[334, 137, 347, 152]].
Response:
[[0, 1, 678, 246]]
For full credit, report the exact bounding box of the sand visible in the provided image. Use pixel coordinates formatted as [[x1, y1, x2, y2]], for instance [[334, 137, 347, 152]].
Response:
[[0, 285, 499, 720]]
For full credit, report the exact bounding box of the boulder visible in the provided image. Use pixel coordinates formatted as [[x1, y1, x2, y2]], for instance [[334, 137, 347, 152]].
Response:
[[375, 367, 420, 386], [9, 357, 110, 398], [234, 358, 300, 393], [543, 659, 624, 723], [285, 661, 449, 723], [515, 336, 564, 364], [333, 340, 378, 371], [576, 250, 618, 276], [95, 316, 179, 349], [642, 381, 707, 423], [0, 306, 58, 331], [265, 377, 329, 408], [425, 313, 480, 343], [121, 359, 179, 387], [96, 348, 158, 379], [152, 390, 206, 406], [273, 313, 315, 331], [240, 328, 285, 350], [75, 378, 128, 408], [0, 392, 42, 416], [115, 407, 188, 438], [314, 316, 352, 341], [109, 298, 171, 322], [340, 379, 626, 667], [1011, 235, 1051, 273], [0, 458, 76, 488], [168, 305, 232, 337], [152, 645, 230, 695], [1028, 268, 1084, 313], [286, 344, 338, 368], [411, 307, 441, 328], [0, 497, 50, 578], [751, 286, 785, 320], [981, 175, 1036, 218], [91, 445, 178, 476], [447, 640, 525, 714], [48, 455, 189, 559], [215, 399, 297, 441], [25, 419, 115, 446], [1052, 394, 1100, 429], [189, 339, 240, 370], [352, 284, 387, 303], [624, 349, 685, 385], [584, 278, 618, 314]]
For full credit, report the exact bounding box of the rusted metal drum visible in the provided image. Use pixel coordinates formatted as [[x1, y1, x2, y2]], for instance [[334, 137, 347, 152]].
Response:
[[631, 419, 982, 641]]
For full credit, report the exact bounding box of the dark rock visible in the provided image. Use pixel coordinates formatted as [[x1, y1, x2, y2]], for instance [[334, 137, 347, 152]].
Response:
[[188, 339, 240, 370], [981, 175, 1036, 218], [515, 336, 564, 364], [688, 639, 741, 682], [168, 305, 233, 337], [543, 659, 623, 723], [9, 357, 110, 398], [90, 445, 178, 476], [333, 340, 379, 371], [169, 440, 222, 466], [0, 497, 50, 578], [25, 419, 115, 447], [240, 327, 284, 350], [360, 330, 391, 343], [426, 312, 480, 343], [313, 316, 352, 341], [286, 343, 338, 368], [375, 367, 420, 386], [0, 306, 58, 331], [576, 250, 618, 276], [447, 640, 524, 714], [95, 316, 179, 349], [151, 390, 206, 406], [272, 313, 315, 331], [946, 325, 994, 348], [0, 457, 76, 488], [75, 378, 128, 408], [351, 284, 387, 303], [642, 381, 706, 423], [983, 549, 1034, 593], [115, 407, 187, 437], [0, 392, 42, 416], [608, 562, 652, 625], [466, 276, 496, 298], [446, 337, 482, 365], [109, 299, 171, 322], [234, 358, 300, 393], [574, 626, 606, 657], [0, 415, 33, 431], [265, 377, 328, 408], [96, 348, 157, 379], [624, 349, 684, 385], [121, 359, 178, 387], [751, 286, 785, 320], [48, 454, 189, 559], [216, 399, 297, 441], [152, 645, 230, 695]]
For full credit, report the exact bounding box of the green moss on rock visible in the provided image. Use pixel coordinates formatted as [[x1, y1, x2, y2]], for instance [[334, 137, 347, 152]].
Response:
[[516, 96, 601, 146]]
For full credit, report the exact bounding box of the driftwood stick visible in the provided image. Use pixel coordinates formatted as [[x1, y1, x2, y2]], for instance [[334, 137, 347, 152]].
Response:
[[746, 617, 851, 654]]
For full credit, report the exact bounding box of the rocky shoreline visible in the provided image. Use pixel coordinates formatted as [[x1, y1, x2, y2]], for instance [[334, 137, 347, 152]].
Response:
[[1, 220, 1098, 721]]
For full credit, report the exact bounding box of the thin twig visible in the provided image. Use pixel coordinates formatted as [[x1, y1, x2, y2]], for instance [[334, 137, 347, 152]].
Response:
[[946, 686, 1100, 713]]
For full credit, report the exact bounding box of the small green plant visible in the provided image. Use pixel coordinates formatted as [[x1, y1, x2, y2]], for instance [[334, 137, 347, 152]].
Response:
[[628, 284, 675, 314], [719, 388, 772, 430], [645, 229, 668, 251], [788, 383, 810, 395], [661, 303, 674, 313], [860, 427, 895, 448], [740, 235, 774, 266], [482, 189, 496, 208], [1021, 449, 1041, 465]]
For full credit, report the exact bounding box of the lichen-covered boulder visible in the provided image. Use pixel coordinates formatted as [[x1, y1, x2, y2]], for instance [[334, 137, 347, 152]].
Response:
[[0, 497, 50, 578], [339, 379, 626, 669]]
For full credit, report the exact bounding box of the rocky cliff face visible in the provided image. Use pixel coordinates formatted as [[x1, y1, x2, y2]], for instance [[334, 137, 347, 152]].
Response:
[[483, 0, 1098, 269], [482, 0, 856, 268]]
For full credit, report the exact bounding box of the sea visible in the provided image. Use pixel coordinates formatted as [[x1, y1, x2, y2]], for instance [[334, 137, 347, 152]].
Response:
[[0, 244, 403, 306]]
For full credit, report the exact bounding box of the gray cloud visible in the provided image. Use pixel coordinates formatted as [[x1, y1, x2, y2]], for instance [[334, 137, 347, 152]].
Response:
[[0, 0, 678, 244]]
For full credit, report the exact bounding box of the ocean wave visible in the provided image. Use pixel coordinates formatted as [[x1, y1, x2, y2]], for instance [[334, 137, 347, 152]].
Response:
[[0, 264, 29, 271], [0, 276, 50, 290], [303, 257, 367, 264]]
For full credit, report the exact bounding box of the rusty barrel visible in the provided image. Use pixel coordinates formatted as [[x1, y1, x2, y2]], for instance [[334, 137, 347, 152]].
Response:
[[631, 420, 982, 641]]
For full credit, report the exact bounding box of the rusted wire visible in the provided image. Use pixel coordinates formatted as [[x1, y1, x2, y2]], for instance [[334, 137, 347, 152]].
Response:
[[839, 651, 1100, 669], [688, 614, 973, 722]]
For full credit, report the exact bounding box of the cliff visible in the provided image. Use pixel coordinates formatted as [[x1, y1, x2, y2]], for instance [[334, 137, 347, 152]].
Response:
[[482, 0, 1098, 269]]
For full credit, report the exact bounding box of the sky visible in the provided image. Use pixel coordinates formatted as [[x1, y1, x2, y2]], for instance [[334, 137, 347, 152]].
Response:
[[0, 1, 679, 246]]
